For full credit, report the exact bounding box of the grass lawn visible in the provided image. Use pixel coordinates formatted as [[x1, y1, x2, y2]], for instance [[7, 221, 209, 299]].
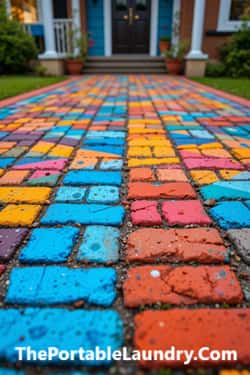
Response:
[[191, 77, 250, 100], [0, 75, 66, 101]]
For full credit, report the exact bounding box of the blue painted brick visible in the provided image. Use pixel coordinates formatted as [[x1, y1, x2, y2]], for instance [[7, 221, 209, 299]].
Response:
[[41, 204, 125, 225], [0, 158, 15, 168], [55, 187, 86, 202], [6, 266, 117, 306], [0, 308, 123, 364], [99, 159, 123, 170], [64, 171, 122, 185], [87, 186, 119, 203], [19, 227, 79, 263], [210, 201, 250, 229], [78, 226, 120, 263]]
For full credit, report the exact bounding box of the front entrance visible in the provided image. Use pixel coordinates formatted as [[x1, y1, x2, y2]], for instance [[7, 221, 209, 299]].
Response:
[[112, 0, 151, 54]]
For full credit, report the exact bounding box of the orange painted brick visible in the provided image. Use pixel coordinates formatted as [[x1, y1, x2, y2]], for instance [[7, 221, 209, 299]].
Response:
[[126, 228, 228, 263], [124, 265, 242, 307], [135, 309, 250, 367], [128, 182, 196, 199], [129, 168, 155, 181], [0, 170, 29, 185], [156, 169, 187, 182]]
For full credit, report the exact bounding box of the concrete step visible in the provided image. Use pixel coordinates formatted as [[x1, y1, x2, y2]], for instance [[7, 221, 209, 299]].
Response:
[[84, 56, 165, 73]]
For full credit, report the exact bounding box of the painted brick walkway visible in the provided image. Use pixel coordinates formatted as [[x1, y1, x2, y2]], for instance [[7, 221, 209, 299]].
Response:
[[0, 75, 249, 375]]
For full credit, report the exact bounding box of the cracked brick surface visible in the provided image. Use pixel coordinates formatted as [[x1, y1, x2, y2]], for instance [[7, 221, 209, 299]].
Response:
[[0, 75, 249, 373]]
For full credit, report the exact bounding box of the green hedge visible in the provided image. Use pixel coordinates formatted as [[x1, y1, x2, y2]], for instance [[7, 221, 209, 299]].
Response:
[[0, 1, 38, 73]]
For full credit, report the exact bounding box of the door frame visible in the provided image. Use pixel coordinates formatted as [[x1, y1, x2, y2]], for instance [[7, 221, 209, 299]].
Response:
[[104, 0, 157, 56], [104, 0, 180, 56]]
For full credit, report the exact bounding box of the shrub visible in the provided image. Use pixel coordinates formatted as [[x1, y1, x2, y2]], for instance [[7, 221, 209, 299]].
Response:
[[0, 1, 38, 73], [206, 62, 226, 77], [222, 22, 250, 77]]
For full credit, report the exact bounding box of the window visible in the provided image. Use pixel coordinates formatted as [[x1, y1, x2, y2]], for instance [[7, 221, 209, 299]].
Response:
[[11, 0, 39, 23], [217, 0, 250, 31]]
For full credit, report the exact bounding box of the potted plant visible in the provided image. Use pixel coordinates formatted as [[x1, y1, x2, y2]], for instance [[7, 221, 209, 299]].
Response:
[[65, 30, 88, 75], [159, 35, 171, 54], [164, 40, 188, 75]]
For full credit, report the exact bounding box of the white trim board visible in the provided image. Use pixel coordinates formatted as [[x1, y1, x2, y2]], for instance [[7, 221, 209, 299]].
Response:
[[217, 0, 250, 32], [104, 0, 112, 56]]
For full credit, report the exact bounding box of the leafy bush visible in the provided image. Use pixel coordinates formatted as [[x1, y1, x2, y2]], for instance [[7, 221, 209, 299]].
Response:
[[222, 23, 250, 77], [0, 1, 38, 73], [164, 40, 189, 60], [206, 62, 226, 77]]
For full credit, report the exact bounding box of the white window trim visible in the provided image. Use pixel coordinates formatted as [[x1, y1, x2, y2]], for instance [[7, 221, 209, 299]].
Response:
[[217, 0, 250, 32]]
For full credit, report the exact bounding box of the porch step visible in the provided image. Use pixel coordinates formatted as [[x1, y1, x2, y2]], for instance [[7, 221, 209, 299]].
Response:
[[84, 56, 166, 74]]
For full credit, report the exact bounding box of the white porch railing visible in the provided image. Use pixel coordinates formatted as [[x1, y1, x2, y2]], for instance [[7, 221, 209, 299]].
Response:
[[53, 18, 73, 57], [23, 19, 73, 57]]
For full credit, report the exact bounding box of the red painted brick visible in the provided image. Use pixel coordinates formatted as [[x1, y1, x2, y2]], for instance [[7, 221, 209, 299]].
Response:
[[128, 182, 196, 199], [126, 228, 228, 263], [124, 265, 242, 307], [131, 201, 162, 226], [162, 200, 212, 225], [134, 309, 250, 367]]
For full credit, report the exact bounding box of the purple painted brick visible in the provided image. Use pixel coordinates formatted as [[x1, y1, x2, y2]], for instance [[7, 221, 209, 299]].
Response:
[[0, 229, 28, 260]]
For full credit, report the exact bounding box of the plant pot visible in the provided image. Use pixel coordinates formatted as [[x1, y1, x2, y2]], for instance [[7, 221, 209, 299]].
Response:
[[159, 40, 170, 54], [65, 59, 83, 75], [165, 58, 182, 75]]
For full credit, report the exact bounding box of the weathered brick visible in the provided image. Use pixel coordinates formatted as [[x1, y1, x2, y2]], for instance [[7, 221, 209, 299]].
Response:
[[124, 265, 242, 306], [6, 266, 117, 306], [162, 200, 212, 225], [0, 228, 28, 260], [128, 182, 196, 199], [131, 201, 162, 226], [134, 309, 250, 367], [126, 228, 228, 263], [0, 308, 123, 364]]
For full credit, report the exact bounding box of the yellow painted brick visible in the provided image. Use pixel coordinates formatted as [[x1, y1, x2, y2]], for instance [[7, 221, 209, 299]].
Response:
[[0, 187, 51, 203], [190, 170, 218, 185], [128, 157, 179, 167], [31, 141, 54, 154], [219, 170, 241, 180], [202, 148, 231, 158], [232, 148, 250, 159], [220, 371, 250, 375], [128, 128, 164, 134], [153, 147, 176, 157], [128, 147, 152, 157], [49, 145, 73, 158], [0, 204, 41, 226]]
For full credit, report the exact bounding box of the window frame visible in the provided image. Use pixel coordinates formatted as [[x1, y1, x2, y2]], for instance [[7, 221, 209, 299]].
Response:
[[217, 0, 250, 32]]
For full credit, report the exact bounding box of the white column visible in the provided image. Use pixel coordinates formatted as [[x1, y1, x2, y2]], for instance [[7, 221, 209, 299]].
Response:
[[171, 0, 181, 48], [149, 0, 158, 56], [72, 0, 81, 55], [5, 0, 11, 17], [186, 0, 208, 59], [104, 0, 112, 56], [40, 0, 57, 58]]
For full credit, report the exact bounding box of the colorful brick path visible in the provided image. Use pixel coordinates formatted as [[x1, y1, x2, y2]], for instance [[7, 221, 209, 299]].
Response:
[[0, 75, 249, 375]]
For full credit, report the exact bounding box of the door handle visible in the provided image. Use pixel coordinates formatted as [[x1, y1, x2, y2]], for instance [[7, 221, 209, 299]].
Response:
[[128, 7, 133, 25]]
